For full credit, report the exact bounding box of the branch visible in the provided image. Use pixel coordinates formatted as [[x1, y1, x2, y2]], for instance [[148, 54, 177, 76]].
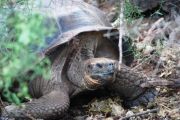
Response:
[[121, 108, 159, 120], [118, 0, 125, 70], [114, 108, 159, 120]]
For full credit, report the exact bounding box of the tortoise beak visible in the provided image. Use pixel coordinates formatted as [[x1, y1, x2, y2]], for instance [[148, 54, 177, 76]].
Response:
[[91, 73, 114, 86]]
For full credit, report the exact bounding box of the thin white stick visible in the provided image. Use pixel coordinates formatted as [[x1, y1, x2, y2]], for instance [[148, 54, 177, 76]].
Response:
[[118, 0, 125, 70]]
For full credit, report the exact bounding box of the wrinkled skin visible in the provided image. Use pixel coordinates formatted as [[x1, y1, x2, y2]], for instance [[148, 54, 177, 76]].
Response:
[[1, 32, 157, 120]]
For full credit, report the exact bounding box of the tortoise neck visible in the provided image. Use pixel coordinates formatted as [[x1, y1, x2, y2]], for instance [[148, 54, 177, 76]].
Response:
[[48, 47, 78, 95], [67, 32, 101, 89]]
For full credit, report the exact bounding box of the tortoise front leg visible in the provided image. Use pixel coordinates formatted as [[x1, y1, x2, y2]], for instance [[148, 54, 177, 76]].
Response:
[[107, 64, 158, 107], [1, 90, 69, 120]]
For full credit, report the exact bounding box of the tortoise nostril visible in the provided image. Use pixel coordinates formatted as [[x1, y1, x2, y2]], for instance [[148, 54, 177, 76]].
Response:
[[87, 64, 92, 69], [96, 63, 103, 68], [109, 63, 113, 66]]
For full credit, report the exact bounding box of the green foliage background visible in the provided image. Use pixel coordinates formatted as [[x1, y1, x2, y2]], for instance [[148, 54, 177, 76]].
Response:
[[0, 0, 52, 104]]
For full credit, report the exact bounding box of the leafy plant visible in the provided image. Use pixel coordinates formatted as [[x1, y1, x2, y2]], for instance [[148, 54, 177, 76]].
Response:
[[0, 1, 53, 104], [150, 0, 165, 17], [124, 0, 142, 23]]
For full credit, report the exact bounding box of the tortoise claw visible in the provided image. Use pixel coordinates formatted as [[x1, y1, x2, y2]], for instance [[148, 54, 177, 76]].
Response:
[[123, 88, 158, 108]]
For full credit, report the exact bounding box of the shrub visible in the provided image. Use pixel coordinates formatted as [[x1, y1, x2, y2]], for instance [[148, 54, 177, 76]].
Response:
[[0, 1, 53, 104]]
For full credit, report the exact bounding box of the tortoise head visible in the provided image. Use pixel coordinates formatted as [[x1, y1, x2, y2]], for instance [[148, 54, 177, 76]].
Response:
[[84, 58, 118, 89]]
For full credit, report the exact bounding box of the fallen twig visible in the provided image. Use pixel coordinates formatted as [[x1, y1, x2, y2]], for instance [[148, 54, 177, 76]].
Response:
[[114, 108, 159, 120], [136, 18, 166, 54], [147, 18, 164, 35]]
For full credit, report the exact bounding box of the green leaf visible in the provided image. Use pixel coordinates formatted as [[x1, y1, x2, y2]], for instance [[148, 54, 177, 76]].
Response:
[[11, 93, 21, 105]]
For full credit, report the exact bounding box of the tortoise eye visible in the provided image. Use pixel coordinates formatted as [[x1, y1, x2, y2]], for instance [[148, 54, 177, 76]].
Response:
[[96, 63, 103, 68]]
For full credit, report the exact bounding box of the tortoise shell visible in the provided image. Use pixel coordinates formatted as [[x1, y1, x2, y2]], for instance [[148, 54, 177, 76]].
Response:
[[36, 0, 117, 56]]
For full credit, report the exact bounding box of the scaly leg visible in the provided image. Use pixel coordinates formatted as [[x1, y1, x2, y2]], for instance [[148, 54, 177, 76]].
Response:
[[1, 90, 69, 120], [81, 57, 158, 107], [107, 64, 158, 107]]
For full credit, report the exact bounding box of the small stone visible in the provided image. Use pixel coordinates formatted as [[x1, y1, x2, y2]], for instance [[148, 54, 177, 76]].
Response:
[[74, 116, 87, 120], [143, 45, 154, 55], [105, 117, 113, 120], [111, 104, 124, 116], [126, 110, 134, 117]]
